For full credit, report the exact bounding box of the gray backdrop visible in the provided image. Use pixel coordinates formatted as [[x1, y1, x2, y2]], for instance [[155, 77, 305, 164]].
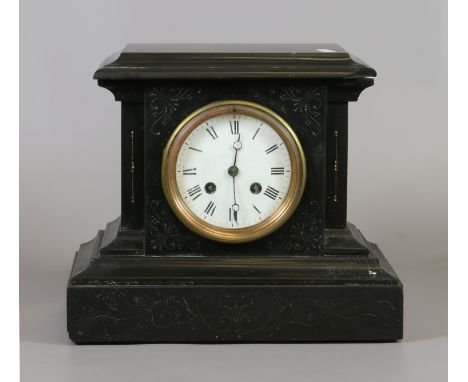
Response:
[[20, 0, 447, 381]]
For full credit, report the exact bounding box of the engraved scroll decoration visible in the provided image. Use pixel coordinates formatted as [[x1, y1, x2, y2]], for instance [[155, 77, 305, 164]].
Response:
[[149, 87, 197, 134], [267, 200, 323, 253], [279, 87, 322, 135], [86, 289, 380, 339], [149, 199, 201, 252], [148, 87, 202, 253]]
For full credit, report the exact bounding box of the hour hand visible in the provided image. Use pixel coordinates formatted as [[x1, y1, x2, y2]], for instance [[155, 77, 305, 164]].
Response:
[[231, 203, 239, 224]]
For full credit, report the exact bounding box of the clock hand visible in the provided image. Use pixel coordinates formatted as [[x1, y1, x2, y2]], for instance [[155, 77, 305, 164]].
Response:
[[231, 201, 239, 224], [229, 134, 242, 224], [233, 176, 237, 205], [233, 134, 242, 167], [232, 203, 239, 223]]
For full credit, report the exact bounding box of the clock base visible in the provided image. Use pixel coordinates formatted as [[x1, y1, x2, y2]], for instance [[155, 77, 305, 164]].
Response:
[[67, 226, 403, 343]]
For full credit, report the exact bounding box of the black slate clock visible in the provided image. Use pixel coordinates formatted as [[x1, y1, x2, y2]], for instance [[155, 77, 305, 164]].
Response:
[[67, 44, 403, 343]]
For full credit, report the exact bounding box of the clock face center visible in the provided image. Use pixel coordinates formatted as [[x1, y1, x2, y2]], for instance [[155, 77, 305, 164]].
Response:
[[228, 165, 239, 177]]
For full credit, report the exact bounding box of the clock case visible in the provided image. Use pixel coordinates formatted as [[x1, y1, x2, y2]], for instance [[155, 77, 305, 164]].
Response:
[[67, 44, 403, 343]]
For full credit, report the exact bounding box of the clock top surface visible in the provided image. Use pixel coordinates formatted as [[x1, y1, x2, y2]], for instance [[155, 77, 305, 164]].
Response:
[[94, 43, 376, 80], [122, 43, 348, 54]]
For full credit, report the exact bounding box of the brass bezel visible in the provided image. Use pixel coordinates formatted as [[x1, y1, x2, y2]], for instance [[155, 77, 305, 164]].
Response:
[[161, 100, 306, 244]]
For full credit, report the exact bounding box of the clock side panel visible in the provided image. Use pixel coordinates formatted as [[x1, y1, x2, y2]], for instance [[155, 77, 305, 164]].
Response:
[[143, 81, 327, 256]]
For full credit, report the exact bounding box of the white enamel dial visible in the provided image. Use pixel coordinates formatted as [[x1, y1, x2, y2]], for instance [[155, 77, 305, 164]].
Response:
[[175, 113, 292, 229]]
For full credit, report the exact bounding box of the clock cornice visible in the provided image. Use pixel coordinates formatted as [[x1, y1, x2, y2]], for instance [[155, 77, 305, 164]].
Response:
[[94, 43, 377, 81]]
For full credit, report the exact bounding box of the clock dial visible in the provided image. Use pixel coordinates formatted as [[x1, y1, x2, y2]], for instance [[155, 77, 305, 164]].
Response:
[[175, 113, 292, 229], [162, 101, 306, 243]]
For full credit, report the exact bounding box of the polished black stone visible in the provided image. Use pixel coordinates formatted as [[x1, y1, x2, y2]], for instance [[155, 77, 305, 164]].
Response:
[[67, 223, 402, 343], [67, 44, 403, 343], [94, 43, 376, 80]]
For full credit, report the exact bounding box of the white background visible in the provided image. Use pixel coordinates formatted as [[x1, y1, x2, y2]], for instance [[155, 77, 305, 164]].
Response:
[[19, 0, 447, 381]]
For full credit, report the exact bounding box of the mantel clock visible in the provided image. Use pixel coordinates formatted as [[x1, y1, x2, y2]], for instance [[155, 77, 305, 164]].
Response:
[[67, 44, 403, 343]]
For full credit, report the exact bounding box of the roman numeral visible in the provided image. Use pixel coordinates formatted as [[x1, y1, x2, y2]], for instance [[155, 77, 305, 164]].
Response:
[[252, 128, 260, 140], [253, 205, 261, 214], [206, 126, 218, 140], [188, 146, 202, 152], [204, 201, 216, 216], [230, 120, 239, 134], [187, 184, 202, 200], [264, 186, 279, 200], [228, 208, 238, 222], [271, 167, 285, 175], [182, 168, 197, 175], [265, 144, 278, 154]]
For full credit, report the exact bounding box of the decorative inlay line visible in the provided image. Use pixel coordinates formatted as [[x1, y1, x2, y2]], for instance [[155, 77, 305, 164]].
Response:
[[130, 130, 135, 204], [333, 130, 338, 203]]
